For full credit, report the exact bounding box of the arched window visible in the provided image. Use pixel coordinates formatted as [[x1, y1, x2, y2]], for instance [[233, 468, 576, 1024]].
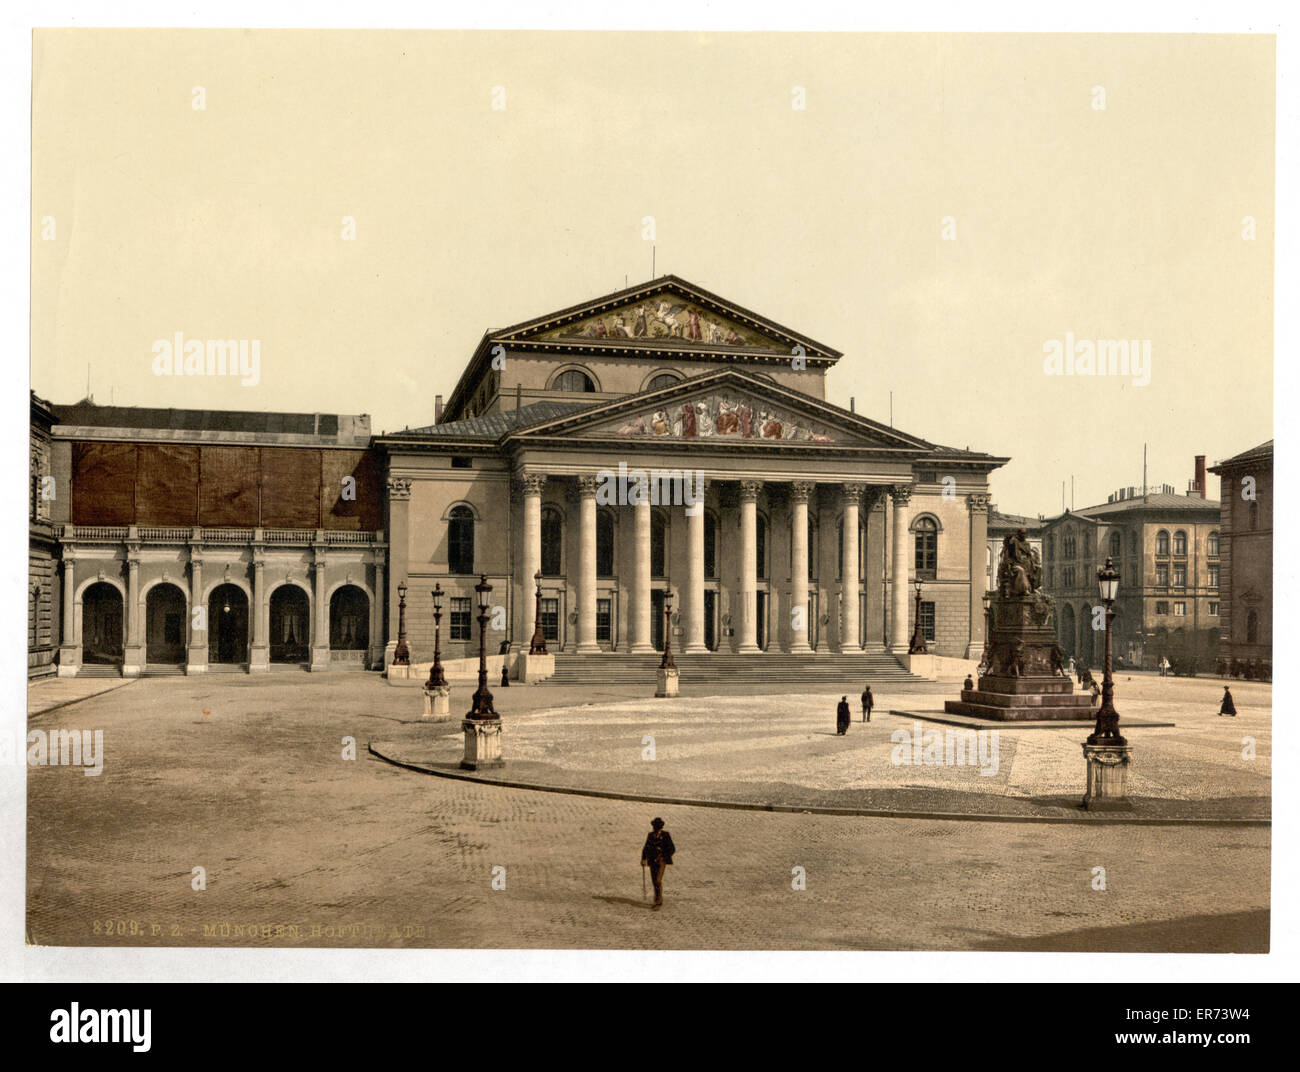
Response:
[[1208, 530, 1220, 556], [1083, 530, 1093, 558], [646, 373, 680, 392], [914, 517, 938, 578], [448, 506, 475, 574], [541, 506, 563, 576], [553, 369, 595, 393], [1156, 530, 1170, 555], [704, 510, 717, 580], [1109, 531, 1122, 558], [756, 513, 768, 580], [1246, 609, 1259, 644], [1045, 534, 1054, 561], [1173, 530, 1187, 555], [597, 509, 615, 577], [1063, 530, 1077, 558], [651, 511, 667, 578]]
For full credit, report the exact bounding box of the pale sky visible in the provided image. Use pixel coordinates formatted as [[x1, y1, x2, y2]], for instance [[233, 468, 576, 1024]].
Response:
[[31, 30, 1274, 515]]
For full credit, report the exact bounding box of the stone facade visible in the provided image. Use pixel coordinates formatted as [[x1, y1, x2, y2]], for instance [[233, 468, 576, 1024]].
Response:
[[29, 393, 59, 678], [1208, 441, 1272, 668]]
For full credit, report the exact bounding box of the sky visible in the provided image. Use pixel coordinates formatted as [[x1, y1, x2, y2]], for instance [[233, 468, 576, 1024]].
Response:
[[31, 30, 1274, 516]]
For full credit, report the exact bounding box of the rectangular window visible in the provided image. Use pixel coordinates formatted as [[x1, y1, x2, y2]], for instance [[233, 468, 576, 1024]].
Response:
[[1209, 564, 1219, 588], [919, 600, 935, 642], [1173, 602, 1186, 617], [1155, 601, 1169, 615], [1173, 564, 1186, 587], [1155, 564, 1169, 586], [451, 456, 472, 469], [596, 598, 611, 642], [1209, 602, 1220, 616], [450, 597, 472, 640], [540, 597, 559, 642]]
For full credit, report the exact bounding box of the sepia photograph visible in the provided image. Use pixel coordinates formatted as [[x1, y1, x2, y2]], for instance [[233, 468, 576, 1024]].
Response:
[[6, 5, 1296, 1014]]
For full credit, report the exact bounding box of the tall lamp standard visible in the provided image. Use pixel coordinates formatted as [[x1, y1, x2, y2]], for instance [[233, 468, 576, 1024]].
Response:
[[908, 579, 928, 655], [392, 580, 411, 666], [1088, 557, 1125, 746], [660, 591, 676, 671], [426, 583, 447, 689], [975, 591, 993, 677], [467, 574, 497, 720], [528, 570, 548, 656]]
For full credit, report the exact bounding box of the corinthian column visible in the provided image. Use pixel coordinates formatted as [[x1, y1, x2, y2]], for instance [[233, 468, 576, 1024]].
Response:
[[737, 480, 762, 653], [789, 482, 814, 652], [966, 493, 990, 658], [518, 473, 547, 647], [889, 484, 913, 653], [683, 479, 708, 653], [630, 495, 654, 652], [576, 475, 600, 652], [840, 484, 864, 652]]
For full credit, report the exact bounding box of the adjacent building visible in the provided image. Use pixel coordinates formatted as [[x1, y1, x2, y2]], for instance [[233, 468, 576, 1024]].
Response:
[[1040, 458, 1221, 670], [29, 393, 59, 678], [1208, 441, 1272, 671]]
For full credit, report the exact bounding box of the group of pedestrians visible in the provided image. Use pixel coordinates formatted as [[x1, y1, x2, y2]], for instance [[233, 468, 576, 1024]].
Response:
[[835, 684, 875, 734]]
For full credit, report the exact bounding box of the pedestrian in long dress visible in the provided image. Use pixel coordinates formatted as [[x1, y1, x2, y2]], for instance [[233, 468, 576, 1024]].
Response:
[[1219, 686, 1237, 717], [836, 696, 851, 735], [861, 685, 874, 722]]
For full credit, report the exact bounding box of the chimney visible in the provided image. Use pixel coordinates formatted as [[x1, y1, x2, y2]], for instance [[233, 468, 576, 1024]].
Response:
[[434, 394, 444, 424], [1194, 454, 1206, 498]]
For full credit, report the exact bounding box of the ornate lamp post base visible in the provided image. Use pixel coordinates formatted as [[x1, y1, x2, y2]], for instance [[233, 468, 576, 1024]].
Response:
[[1082, 742, 1134, 811], [461, 718, 505, 770], [655, 666, 679, 698], [422, 685, 452, 721]]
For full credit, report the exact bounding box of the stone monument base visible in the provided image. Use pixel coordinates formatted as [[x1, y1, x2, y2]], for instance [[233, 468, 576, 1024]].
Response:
[[1082, 742, 1133, 810], [516, 652, 555, 684], [945, 675, 1095, 721], [422, 685, 451, 721], [655, 667, 679, 697], [460, 718, 504, 770]]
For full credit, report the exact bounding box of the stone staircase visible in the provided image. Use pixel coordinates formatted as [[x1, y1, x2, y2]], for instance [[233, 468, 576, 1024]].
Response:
[[542, 651, 924, 688]]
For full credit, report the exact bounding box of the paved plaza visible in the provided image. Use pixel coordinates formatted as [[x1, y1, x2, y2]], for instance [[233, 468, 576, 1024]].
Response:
[[25, 672, 1270, 951]]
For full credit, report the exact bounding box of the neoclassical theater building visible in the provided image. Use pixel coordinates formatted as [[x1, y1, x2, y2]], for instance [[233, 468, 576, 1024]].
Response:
[[378, 277, 1007, 672]]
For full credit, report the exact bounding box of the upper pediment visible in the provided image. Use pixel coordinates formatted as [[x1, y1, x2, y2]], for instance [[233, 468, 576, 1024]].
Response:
[[508, 369, 930, 453], [490, 276, 841, 360]]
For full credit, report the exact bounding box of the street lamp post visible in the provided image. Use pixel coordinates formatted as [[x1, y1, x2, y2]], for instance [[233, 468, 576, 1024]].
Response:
[[529, 570, 548, 656], [975, 591, 993, 677], [426, 583, 447, 689], [1081, 556, 1132, 810], [655, 588, 679, 697], [392, 580, 410, 667], [461, 574, 504, 770], [908, 579, 928, 655], [467, 574, 497, 720]]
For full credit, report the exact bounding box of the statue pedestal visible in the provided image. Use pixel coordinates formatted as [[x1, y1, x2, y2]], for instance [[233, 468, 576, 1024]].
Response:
[[460, 718, 504, 770], [516, 652, 555, 683], [422, 685, 451, 721], [655, 667, 679, 698], [1082, 743, 1133, 810]]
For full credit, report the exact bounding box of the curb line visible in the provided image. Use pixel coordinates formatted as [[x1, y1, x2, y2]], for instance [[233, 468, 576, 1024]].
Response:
[[368, 743, 1270, 828]]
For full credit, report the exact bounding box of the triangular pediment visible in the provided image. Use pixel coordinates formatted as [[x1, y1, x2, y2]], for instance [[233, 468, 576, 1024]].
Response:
[[510, 370, 930, 452], [490, 276, 840, 360]]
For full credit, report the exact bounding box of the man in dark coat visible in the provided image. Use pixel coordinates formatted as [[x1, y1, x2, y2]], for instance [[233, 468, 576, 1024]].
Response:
[[836, 696, 851, 735], [1219, 686, 1237, 717], [640, 818, 675, 909], [861, 685, 874, 722], [963, 675, 974, 692]]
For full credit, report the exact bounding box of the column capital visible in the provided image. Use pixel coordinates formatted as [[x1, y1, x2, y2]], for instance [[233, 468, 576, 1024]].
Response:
[[841, 482, 867, 506], [890, 483, 914, 506], [966, 492, 991, 513], [738, 479, 763, 503], [577, 475, 601, 497], [386, 477, 413, 501], [789, 480, 816, 504], [516, 473, 548, 498]]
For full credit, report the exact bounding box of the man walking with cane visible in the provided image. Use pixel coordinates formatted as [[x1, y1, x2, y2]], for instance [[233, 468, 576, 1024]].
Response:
[[640, 817, 675, 910]]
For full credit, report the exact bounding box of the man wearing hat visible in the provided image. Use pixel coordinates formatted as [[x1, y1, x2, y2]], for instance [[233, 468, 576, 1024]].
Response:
[[640, 818, 676, 909]]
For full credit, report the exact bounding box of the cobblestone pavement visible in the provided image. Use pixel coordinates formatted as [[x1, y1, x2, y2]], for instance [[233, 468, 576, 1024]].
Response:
[[26, 675, 1269, 951], [377, 674, 1272, 820]]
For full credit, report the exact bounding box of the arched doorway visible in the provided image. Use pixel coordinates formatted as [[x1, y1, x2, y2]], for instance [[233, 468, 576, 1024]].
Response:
[[207, 583, 249, 666], [329, 585, 369, 667], [270, 585, 310, 665], [81, 582, 123, 666], [1060, 603, 1076, 659], [145, 583, 187, 665]]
